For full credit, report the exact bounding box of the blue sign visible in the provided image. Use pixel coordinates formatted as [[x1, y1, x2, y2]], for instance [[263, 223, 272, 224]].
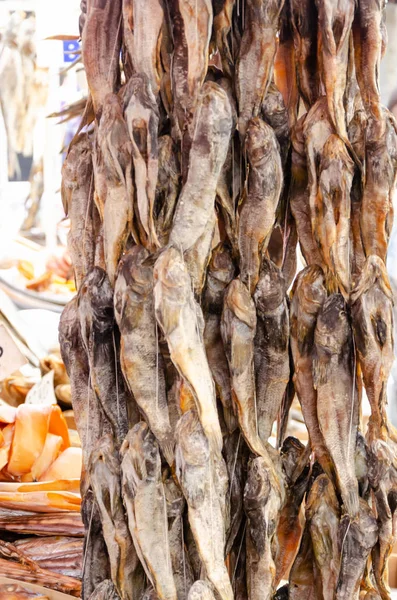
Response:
[[63, 40, 80, 63]]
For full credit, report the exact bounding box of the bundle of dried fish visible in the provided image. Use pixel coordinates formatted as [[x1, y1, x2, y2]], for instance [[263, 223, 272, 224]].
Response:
[[58, 0, 397, 596]]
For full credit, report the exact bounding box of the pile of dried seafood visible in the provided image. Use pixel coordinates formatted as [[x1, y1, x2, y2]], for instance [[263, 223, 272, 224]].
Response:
[[59, 0, 397, 598]]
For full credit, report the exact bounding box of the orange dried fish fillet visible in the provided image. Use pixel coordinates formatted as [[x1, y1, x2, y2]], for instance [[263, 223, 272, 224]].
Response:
[[0, 491, 81, 513], [30, 434, 63, 482], [40, 448, 82, 483], [7, 406, 52, 477], [48, 406, 70, 451], [0, 425, 14, 471], [0, 480, 80, 493]]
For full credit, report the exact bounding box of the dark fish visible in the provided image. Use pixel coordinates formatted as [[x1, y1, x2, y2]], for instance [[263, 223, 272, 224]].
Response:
[[78, 268, 133, 446], [290, 0, 319, 109], [114, 246, 174, 465], [236, 0, 284, 138], [203, 243, 237, 432], [351, 255, 394, 442], [155, 135, 181, 246], [238, 117, 283, 294], [314, 294, 360, 517], [253, 259, 290, 443]]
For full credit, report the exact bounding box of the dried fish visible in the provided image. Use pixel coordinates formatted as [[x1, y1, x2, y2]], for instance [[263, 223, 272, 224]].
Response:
[[314, 294, 360, 517], [124, 74, 160, 249], [89, 580, 121, 599], [290, 0, 319, 109], [244, 456, 282, 600], [351, 255, 394, 441], [164, 477, 194, 599], [94, 93, 133, 285], [336, 500, 378, 600], [236, 0, 284, 138], [81, 490, 111, 598], [221, 278, 267, 457], [353, 0, 386, 137], [14, 536, 83, 579], [274, 0, 299, 128], [121, 423, 177, 600], [314, 134, 354, 296], [253, 258, 289, 443], [288, 522, 316, 600], [316, 0, 355, 145], [154, 247, 223, 454], [212, 0, 235, 78], [90, 434, 142, 600], [184, 209, 217, 297], [360, 109, 397, 262], [169, 81, 233, 264], [175, 410, 233, 600], [122, 0, 164, 95], [114, 246, 174, 465], [306, 474, 340, 599], [203, 242, 236, 432], [78, 268, 131, 447], [82, 0, 122, 116], [155, 136, 181, 246], [238, 118, 283, 294], [168, 0, 213, 174], [290, 266, 333, 477], [261, 82, 290, 168], [224, 431, 249, 555]]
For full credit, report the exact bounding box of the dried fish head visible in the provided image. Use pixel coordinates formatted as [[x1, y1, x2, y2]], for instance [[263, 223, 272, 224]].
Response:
[[246, 117, 279, 168], [293, 265, 327, 320], [253, 258, 285, 316], [315, 294, 350, 356], [280, 436, 305, 484], [121, 422, 161, 485], [244, 458, 272, 516]]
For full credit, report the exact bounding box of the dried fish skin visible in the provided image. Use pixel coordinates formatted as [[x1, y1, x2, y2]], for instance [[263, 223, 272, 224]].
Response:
[[224, 431, 249, 554], [61, 132, 95, 290], [221, 278, 266, 458], [90, 434, 141, 600], [169, 81, 233, 256], [236, 0, 284, 138], [290, 0, 319, 109], [314, 294, 360, 517], [244, 457, 281, 600], [351, 255, 394, 441], [122, 0, 164, 95], [175, 410, 233, 600], [78, 268, 131, 446], [124, 74, 160, 249], [154, 247, 223, 454], [289, 266, 333, 479], [82, 0, 122, 116], [114, 246, 174, 465], [155, 135, 181, 247], [168, 0, 213, 173], [238, 117, 283, 294], [253, 258, 289, 443], [360, 110, 397, 262], [203, 243, 236, 431], [314, 134, 355, 296], [316, 0, 355, 144], [81, 492, 111, 597], [306, 475, 340, 600], [353, 0, 386, 137], [121, 423, 177, 600], [94, 93, 134, 285], [336, 500, 378, 600]]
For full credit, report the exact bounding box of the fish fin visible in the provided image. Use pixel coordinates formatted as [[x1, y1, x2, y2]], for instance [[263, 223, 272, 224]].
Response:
[[160, 437, 175, 468]]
